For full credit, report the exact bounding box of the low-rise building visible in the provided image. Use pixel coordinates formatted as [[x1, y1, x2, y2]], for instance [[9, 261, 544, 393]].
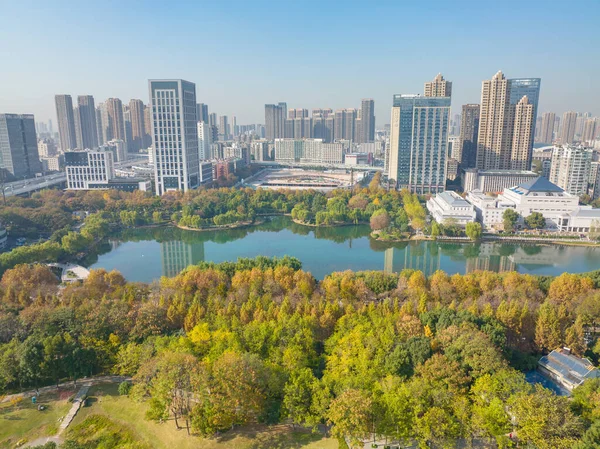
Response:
[[466, 190, 513, 229], [498, 177, 580, 228], [40, 155, 63, 172], [199, 161, 213, 184], [426, 191, 476, 226], [345, 153, 370, 166], [66, 149, 115, 190], [446, 158, 459, 181], [557, 207, 600, 233], [538, 348, 600, 392], [461, 168, 538, 193], [274, 139, 344, 165], [66, 148, 148, 191]]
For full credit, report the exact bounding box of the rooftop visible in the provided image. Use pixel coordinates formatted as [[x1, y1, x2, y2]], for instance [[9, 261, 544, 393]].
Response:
[[539, 348, 599, 388], [479, 169, 538, 176], [512, 177, 565, 194], [437, 191, 471, 207]]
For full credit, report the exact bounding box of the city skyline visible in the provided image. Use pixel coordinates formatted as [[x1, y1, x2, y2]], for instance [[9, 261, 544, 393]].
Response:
[[1, 1, 599, 125]]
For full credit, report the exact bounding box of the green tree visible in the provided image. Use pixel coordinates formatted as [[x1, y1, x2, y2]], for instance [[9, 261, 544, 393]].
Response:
[[509, 384, 582, 449], [282, 368, 324, 429], [431, 221, 441, 239], [574, 420, 600, 449], [328, 389, 373, 448], [61, 231, 91, 254], [503, 209, 519, 232], [524, 212, 546, 230], [465, 222, 482, 241]]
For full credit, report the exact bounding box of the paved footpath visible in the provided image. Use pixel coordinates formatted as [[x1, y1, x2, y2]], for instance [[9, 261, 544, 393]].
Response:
[[1, 375, 128, 403]]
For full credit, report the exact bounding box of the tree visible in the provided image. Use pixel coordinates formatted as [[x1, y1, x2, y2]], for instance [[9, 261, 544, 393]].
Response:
[[525, 212, 546, 230], [503, 209, 519, 232], [134, 352, 200, 431], [465, 222, 482, 241], [535, 301, 562, 352], [370, 209, 390, 231], [430, 221, 441, 239], [509, 384, 583, 449], [369, 172, 381, 192], [282, 368, 324, 429], [574, 419, 600, 449], [61, 231, 91, 254], [328, 389, 373, 448]]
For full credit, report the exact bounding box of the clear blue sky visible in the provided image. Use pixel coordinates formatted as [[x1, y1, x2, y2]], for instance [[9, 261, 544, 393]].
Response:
[[1, 0, 599, 125]]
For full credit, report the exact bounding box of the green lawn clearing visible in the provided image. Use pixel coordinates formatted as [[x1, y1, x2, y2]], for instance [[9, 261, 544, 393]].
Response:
[[69, 383, 338, 449]]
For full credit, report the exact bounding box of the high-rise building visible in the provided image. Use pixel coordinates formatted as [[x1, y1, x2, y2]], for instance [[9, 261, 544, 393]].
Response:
[[560, 111, 578, 144], [458, 104, 480, 168], [424, 73, 452, 97], [196, 103, 209, 123], [265, 103, 287, 140], [143, 105, 152, 148], [231, 116, 238, 137], [123, 106, 133, 151], [149, 79, 199, 195], [55, 94, 77, 151], [73, 107, 81, 151], [334, 108, 357, 141], [106, 98, 126, 144], [510, 96, 535, 171], [218, 116, 229, 140], [539, 112, 556, 144], [96, 102, 108, 145], [582, 118, 598, 143], [75, 95, 98, 149], [575, 113, 589, 139], [476, 71, 538, 171], [208, 113, 217, 128], [0, 114, 42, 178], [508, 78, 541, 150], [360, 99, 375, 143], [549, 144, 593, 195], [197, 121, 213, 160], [129, 99, 146, 152], [387, 90, 451, 194]]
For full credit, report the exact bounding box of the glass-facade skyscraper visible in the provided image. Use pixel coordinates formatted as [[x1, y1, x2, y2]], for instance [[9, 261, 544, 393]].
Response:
[[509, 78, 541, 151], [387, 95, 450, 193], [0, 113, 42, 179]]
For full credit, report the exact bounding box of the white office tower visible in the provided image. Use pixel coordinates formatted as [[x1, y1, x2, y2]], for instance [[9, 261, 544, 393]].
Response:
[[197, 121, 213, 160], [65, 149, 115, 190], [149, 79, 199, 195]]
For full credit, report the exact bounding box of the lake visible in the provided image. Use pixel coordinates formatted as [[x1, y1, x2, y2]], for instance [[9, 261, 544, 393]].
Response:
[[88, 216, 600, 282]]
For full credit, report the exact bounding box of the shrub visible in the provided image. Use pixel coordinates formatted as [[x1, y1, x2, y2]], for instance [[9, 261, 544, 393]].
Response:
[[118, 381, 132, 396]]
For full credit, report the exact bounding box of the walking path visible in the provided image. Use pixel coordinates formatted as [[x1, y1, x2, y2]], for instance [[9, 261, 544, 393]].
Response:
[[1, 375, 128, 403], [58, 384, 90, 434], [16, 376, 128, 448]]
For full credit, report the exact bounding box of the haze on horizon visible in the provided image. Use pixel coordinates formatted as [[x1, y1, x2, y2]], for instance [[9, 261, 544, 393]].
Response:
[[1, 0, 599, 125]]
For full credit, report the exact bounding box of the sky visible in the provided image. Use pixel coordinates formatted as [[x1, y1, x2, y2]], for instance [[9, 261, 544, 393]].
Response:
[[1, 0, 599, 126]]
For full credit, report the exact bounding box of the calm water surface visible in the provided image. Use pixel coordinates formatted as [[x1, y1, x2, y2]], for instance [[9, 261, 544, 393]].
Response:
[[88, 216, 600, 282]]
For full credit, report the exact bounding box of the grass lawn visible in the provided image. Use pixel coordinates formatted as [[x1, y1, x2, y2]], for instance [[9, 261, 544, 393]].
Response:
[[70, 383, 338, 449], [0, 388, 75, 449]]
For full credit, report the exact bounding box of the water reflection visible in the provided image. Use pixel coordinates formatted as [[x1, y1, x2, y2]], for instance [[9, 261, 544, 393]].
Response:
[[89, 216, 600, 282], [161, 240, 205, 277]]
